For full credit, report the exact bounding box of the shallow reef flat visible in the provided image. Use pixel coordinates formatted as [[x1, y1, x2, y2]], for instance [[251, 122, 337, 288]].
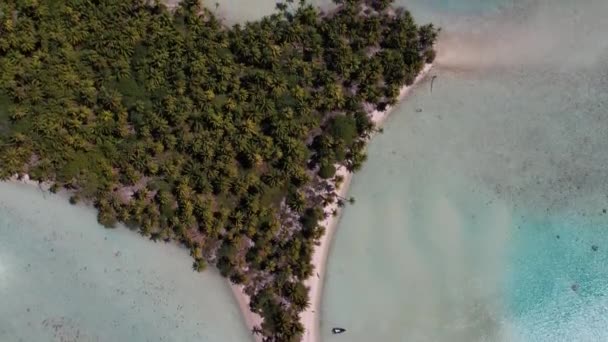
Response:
[[0, 182, 251, 342]]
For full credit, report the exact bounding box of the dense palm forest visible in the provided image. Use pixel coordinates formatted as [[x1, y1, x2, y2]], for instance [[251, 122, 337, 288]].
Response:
[[0, 0, 437, 340]]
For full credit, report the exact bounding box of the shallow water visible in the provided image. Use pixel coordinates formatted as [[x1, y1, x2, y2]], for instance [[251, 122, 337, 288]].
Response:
[[322, 0, 608, 341], [0, 182, 251, 342]]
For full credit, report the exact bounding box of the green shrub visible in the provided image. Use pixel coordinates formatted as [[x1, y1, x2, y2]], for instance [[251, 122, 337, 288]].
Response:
[[318, 162, 336, 179]]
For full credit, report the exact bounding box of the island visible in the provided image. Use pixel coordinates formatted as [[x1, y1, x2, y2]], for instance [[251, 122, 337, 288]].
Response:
[[0, 0, 437, 341]]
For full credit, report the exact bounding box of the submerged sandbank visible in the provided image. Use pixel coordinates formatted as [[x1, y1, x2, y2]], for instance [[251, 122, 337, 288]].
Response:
[[0, 181, 251, 342]]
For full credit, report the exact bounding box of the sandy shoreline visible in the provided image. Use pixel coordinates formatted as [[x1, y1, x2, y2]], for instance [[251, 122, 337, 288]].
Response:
[[231, 64, 434, 342], [230, 284, 263, 340]]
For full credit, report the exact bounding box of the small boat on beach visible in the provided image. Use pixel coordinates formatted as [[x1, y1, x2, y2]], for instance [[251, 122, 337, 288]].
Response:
[[332, 327, 346, 334]]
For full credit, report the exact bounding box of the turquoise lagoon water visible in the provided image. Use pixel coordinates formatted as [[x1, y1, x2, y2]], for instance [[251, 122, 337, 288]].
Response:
[[0, 182, 251, 341], [322, 0, 608, 341]]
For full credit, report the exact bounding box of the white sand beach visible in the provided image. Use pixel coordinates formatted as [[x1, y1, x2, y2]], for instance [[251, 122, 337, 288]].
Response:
[[230, 283, 264, 341], [230, 64, 433, 342]]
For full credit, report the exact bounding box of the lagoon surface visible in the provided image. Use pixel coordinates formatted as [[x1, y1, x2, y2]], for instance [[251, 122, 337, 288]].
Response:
[[322, 0, 608, 341], [0, 182, 251, 342]]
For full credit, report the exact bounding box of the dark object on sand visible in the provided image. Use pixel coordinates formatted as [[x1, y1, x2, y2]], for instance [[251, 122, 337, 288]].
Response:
[[603, 209, 606, 214], [415, 108, 422, 113], [571, 284, 579, 292], [332, 328, 346, 334], [592, 245, 599, 252], [430, 75, 438, 93], [556, 235, 560, 239]]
